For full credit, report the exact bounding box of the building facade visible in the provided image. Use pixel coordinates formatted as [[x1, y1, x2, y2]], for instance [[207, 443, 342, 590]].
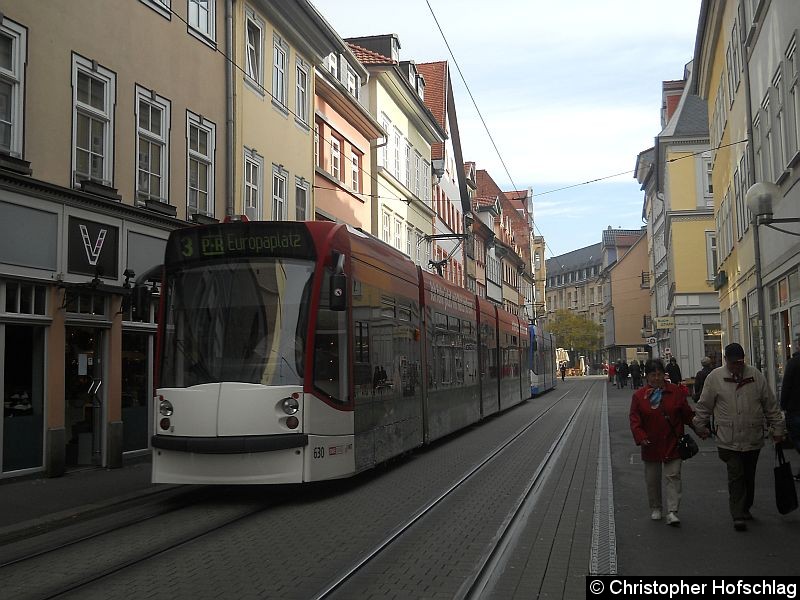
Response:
[[694, 0, 800, 390], [0, 0, 229, 477]]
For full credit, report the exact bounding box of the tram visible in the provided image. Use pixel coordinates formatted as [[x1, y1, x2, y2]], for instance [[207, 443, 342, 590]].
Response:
[[529, 324, 557, 396], [145, 220, 552, 484]]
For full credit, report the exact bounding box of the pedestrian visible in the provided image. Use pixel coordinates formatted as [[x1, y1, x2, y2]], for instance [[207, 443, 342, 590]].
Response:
[[779, 338, 800, 481], [694, 343, 786, 531], [629, 358, 695, 526], [560, 362, 567, 382], [665, 357, 682, 384], [618, 360, 629, 388], [630, 360, 642, 389], [692, 356, 713, 402], [608, 362, 616, 385]]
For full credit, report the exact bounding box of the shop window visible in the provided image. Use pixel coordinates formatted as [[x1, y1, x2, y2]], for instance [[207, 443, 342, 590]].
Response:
[[3, 281, 47, 315], [122, 331, 150, 452], [64, 290, 106, 316]]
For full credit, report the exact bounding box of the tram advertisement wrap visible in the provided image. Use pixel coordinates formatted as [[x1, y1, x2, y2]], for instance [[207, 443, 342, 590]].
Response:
[[586, 576, 798, 599]]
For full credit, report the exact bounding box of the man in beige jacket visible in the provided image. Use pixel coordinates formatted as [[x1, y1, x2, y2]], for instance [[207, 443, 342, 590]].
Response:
[[694, 343, 785, 531]]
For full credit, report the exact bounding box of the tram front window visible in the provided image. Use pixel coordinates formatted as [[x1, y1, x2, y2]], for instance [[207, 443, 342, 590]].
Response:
[[160, 259, 314, 388]]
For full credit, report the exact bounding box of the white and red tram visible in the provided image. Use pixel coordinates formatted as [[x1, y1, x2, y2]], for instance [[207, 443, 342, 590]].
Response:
[[148, 220, 550, 484]]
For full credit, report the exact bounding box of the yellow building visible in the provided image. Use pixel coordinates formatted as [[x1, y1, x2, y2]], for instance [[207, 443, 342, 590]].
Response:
[[637, 62, 721, 375], [694, 0, 800, 388]]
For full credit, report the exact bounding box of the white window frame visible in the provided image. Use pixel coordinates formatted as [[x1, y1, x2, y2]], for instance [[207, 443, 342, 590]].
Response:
[[787, 35, 800, 160], [330, 136, 341, 181], [272, 35, 288, 109], [295, 58, 309, 125], [72, 55, 116, 187], [406, 225, 413, 257], [314, 121, 320, 167], [135, 86, 171, 203], [295, 177, 309, 221], [393, 126, 402, 178], [706, 231, 717, 280], [271, 164, 287, 220], [139, 0, 171, 20], [404, 141, 412, 189], [382, 210, 391, 243], [186, 111, 215, 217], [346, 65, 359, 98], [394, 217, 402, 250], [326, 52, 338, 78], [188, 0, 215, 42], [244, 7, 264, 90], [413, 151, 421, 198], [415, 230, 424, 265], [243, 148, 263, 220], [350, 150, 360, 193], [422, 159, 431, 204], [380, 113, 391, 168], [0, 18, 26, 158]]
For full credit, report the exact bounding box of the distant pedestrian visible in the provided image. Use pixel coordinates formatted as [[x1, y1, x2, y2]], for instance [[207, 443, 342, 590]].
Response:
[[618, 360, 629, 388], [694, 343, 786, 531], [608, 362, 616, 385], [630, 359, 694, 526], [665, 357, 682, 384], [560, 363, 567, 382], [630, 360, 642, 389], [692, 357, 713, 402], [780, 339, 800, 481]]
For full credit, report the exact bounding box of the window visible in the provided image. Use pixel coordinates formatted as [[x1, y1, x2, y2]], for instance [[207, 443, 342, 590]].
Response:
[[393, 127, 402, 178], [760, 94, 774, 181], [140, 0, 171, 19], [326, 52, 338, 78], [422, 160, 431, 203], [187, 112, 215, 216], [382, 210, 391, 243], [706, 231, 717, 279], [416, 231, 424, 265], [272, 164, 287, 220], [243, 149, 263, 220], [135, 87, 170, 203], [788, 36, 800, 158], [330, 136, 341, 181], [295, 177, 309, 221], [413, 151, 421, 197], [772, 68, 786, 172], [245, 8, 264, 88], [406, 225, 413, 256], [380, 114, 390, 168], [703, 155, 713, 197], [394, 217, 402, 250], [0, 18, 26, 157], [346, 65, 358, 98], [350, 150, 361, 193], [188, 0, 214, 41], [314, 120, 320, 167], [3, 280, 47, 316], [72, 55, 116, 186], [296, 59, 309, 124], [272, 35, 288, 108]]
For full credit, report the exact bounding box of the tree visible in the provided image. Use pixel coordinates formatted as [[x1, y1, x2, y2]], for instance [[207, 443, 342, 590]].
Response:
[[548, 309, 603, 356]]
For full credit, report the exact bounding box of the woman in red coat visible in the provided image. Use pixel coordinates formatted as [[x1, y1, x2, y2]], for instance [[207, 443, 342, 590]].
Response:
[[630, 358, 695, 526]]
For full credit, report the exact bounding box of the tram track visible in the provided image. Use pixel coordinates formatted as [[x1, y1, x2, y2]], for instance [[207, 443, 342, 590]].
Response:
[[313, 380, 598, 600], [1, 381, 595, 600]]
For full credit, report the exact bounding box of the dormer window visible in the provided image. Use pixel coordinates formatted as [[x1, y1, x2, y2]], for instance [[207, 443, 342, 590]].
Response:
[[408, 63, 416, 88], [326, 52, 338, 78], [390, 35, 400, 61], [346, 65, 359, 99], [417, 75, 425, 100]]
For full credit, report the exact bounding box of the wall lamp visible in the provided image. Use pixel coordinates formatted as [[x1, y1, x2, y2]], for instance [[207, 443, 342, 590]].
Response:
[[744, 182, 800, 373]]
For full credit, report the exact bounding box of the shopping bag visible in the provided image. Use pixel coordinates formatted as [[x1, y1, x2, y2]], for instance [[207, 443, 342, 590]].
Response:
[[775, 445, 799, 515]]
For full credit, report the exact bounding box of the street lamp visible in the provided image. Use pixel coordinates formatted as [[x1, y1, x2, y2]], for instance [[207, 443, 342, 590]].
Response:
[[745, 182, 800, 375]]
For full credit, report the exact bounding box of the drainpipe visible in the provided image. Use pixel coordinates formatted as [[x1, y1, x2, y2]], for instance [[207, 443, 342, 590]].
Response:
[[225, 0, 235, 217]]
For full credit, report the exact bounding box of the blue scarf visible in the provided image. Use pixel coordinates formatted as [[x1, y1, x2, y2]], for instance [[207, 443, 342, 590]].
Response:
[[648, 387, 663, 409]]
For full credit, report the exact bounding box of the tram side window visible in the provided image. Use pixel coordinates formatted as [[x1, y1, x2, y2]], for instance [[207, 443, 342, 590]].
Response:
[[314, 270, 348, 403], [353, 320, 371, 388]]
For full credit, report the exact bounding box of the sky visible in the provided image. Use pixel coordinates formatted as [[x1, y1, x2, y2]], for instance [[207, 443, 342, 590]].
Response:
[[311, 0, 703, 257]]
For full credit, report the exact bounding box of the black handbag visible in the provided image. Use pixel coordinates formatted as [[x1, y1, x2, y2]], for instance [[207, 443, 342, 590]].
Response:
[[774, 444, 799, 515], [662, 408, 699, 460]]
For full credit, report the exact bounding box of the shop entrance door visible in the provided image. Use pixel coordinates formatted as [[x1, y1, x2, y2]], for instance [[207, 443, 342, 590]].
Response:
[[65, 327, 104, 467]]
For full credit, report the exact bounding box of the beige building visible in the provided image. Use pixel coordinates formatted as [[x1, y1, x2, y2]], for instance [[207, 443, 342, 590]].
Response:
[[0, 0, 228, 477], [600, 228, 650, 363]]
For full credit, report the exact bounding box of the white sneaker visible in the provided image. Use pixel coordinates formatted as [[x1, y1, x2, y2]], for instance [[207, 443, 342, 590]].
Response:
[[650, 509, 662, 520], [665, 512, 680, 526]]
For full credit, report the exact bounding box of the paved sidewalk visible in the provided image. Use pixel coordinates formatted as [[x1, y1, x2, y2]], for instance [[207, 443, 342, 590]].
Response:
[[0, 456, 170, 542]]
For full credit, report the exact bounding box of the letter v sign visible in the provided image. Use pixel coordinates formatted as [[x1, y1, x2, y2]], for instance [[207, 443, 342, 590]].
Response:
[[79, 224, 107, 266]]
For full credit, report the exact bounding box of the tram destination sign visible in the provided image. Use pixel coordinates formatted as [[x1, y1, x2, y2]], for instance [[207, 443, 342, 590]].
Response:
[[166, 222, 316, 264]]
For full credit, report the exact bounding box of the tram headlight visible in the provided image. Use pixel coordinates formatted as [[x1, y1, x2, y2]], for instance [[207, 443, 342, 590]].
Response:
[[159, 397, 174, 416], [281, 397, 299, 415]]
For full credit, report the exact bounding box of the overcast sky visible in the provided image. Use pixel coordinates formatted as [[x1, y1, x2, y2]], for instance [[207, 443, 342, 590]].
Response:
[[311, 0, 702, 257]]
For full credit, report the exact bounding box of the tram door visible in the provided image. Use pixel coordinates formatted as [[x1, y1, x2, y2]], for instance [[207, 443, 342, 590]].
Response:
[[65, 327, 104, 467]]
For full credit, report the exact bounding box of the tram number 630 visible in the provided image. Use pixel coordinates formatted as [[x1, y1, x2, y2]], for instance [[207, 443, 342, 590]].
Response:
[[313, 446, 325, 459]]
